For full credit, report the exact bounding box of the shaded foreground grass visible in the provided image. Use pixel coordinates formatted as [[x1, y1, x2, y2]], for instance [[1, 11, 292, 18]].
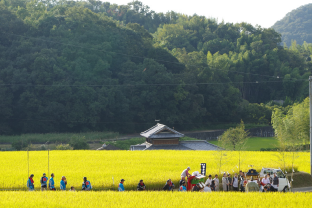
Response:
[[0, 192, 312, 208], [209, 137, 279, 151]]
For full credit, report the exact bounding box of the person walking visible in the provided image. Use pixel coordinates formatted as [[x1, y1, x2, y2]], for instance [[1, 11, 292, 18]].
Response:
[[222, 173, 229, 191], [40, 173, 48, 191], [181, 167, 191, 181], [272, 173, 279, 192], [82, 177, 92, 191], [232, 173, 239, 191], [27, 174, 35, 191], [60, 176, 67, 191], [137, 180, 146, 191], [49, 173, 55, 190], [213, 174, 219, 191], [118, 179, 125, 192]]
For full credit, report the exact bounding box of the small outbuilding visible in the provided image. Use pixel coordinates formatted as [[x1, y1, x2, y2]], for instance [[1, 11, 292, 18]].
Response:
[[130, 123, 221, 151]]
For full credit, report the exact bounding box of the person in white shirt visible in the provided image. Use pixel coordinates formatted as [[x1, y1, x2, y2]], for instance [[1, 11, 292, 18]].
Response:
[[232, 173, 239, 191], [205, 175, 213, 186], [222, 173, 229, 191], [261, 175, 270, 185], [181, 167, 191, 181], [213, 175, 220, 191]]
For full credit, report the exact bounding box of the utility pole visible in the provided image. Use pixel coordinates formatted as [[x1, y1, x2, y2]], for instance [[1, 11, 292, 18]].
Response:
[[309, 76, 312, 177]]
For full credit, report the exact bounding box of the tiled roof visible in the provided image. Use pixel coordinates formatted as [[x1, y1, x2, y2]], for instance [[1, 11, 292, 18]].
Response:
[[143, 144, 192, 150], [140, 140, 222, 151], [180, 140, 222, 150], [140, 123, 184, 138]]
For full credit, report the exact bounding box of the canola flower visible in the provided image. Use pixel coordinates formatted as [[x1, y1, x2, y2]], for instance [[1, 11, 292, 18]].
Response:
[[0, 150, 308, 190], [0, 191, 311, 207]]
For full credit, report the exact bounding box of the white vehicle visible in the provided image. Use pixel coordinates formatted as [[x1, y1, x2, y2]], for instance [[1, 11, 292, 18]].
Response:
[[259, 168, 291, 192]]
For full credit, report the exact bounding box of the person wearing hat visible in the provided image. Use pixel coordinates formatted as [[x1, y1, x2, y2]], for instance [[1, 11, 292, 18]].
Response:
[[49, 173, 55, 190], [40, 173, 48, 191], [137, 179, 146, 191], [181, 167, 191, 181], [205, 175, 212, 187], [60, 176, 67, 191], [82, 177, 92, 191], [179, 181, 187, 192], [118, 179, 125, 192], [27, 174, 35, 191]]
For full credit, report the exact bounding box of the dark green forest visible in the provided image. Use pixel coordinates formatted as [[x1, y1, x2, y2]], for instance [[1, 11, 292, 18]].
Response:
[[0, 0, 312, 134], [272, 3, 312, 46]]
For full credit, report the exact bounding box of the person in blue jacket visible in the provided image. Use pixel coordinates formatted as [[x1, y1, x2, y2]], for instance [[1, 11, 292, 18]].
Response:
[[27, 174, 35, 191], [179, 181, 187, 192], [40, 173, 48, 191], [82, 177, 92, 191], [60, 176, 67, 191], [49, 173, 55, 190], [118, 179, 125, 191]]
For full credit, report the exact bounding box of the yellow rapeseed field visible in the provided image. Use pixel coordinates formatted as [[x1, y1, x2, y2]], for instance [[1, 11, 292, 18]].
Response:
[[0, 191, 312, 207], [0, 150, 309, 190]]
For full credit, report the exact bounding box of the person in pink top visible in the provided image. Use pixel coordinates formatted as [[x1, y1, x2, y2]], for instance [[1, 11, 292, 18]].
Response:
[[181, 167, 191, 181]]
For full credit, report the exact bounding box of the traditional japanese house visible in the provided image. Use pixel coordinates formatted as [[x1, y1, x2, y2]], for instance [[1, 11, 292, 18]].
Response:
[[130, 123, 221, 151]]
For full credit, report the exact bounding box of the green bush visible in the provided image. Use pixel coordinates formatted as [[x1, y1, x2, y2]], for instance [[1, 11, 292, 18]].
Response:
[[69, 136, 89, 150], [11, 140, 28, 150], [56, 144, 71, 150]]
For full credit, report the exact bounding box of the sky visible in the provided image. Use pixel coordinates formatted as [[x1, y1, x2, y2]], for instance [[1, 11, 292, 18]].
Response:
[[105, 0, 312, 28]]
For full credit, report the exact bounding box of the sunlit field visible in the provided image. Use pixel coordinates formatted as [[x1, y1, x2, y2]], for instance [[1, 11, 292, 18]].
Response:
[[0, 150, 308, 190]]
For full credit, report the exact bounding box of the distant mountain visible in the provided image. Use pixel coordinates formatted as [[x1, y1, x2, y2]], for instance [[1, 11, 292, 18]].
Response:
[[272, 4, 312, 46]]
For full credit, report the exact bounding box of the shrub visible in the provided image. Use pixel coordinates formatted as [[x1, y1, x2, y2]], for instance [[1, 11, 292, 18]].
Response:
[[11, 140, 28, 150], [69, 136, 89, 150], [56, 144, 71, 150]]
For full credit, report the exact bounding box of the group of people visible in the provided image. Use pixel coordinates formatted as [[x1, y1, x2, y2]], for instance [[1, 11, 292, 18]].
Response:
[[27, 173, 92, 191], [27, 167, 280, 192], [190, 169, 280, 192]]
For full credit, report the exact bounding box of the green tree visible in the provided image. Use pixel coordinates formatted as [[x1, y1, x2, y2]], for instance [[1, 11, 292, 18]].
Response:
[[218, 121, 249, 150], [272, 97, 310, 150]]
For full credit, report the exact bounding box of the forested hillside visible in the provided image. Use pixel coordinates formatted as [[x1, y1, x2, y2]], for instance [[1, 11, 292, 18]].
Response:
[[0, 0, 311, 134], [272, 4, 312, 46]]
